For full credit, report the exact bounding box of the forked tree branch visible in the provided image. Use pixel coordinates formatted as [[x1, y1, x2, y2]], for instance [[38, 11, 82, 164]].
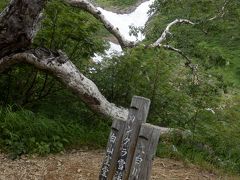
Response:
[[65, 0, 196, 50], [64, 0, 197, 67], [150, 19, 195, 47]]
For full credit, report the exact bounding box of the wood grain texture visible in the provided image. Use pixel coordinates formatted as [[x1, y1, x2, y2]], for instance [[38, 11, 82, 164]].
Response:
[[99, 119, 126, 180], [0, 0, 46, 59], [129, 123, 161, 180], [114, 96, 151, 180]]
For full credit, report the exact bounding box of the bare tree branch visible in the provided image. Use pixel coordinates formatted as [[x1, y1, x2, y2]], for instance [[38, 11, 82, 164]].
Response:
[[208, 0, 228, 21], [64, 0, 198, 69], [0, 49, 128, 121], [150, 19, 195, 47], [64, 0, 228, 53], [64, 1, 197, 51], [65, 0, 135, 48], [140, 18, 197, 74], [65, 0, 198, 69]]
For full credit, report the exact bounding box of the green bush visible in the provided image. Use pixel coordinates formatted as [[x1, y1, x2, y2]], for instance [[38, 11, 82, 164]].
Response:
[[0, 106, 110, 159], [95, 0, 139, 8], [156, 98, 240, 174], [0, 0, 240, 175]]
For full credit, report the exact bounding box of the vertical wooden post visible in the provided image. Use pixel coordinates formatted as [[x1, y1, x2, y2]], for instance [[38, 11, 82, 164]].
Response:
[[99, 119, 126, 180], [129, 123, 161, 180], [114, 96, 151, 180]]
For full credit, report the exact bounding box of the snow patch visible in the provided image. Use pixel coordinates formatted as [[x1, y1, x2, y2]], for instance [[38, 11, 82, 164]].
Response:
[[93, 0, 155, 62]]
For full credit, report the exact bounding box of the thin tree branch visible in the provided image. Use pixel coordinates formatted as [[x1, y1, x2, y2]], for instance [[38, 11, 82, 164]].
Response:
[[208, 0, 228, 21], [150, 19, 195, 47], [65, 0, 135, 48]]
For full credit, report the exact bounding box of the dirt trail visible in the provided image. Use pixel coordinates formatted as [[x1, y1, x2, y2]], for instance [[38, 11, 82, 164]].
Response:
[[0, 150, 238, 180]]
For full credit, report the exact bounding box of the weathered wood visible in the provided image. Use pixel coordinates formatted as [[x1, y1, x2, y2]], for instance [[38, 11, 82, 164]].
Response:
[[129, 123, 161, 180], [99, 119, 126, 180], [0, 0, 46, 59], [114, 96, 151, 180]]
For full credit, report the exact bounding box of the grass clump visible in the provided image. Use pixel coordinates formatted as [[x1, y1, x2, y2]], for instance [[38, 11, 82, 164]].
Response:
[[0, 106, 110, 159]]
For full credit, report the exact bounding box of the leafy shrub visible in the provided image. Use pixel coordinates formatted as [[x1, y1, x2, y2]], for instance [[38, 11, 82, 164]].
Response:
[[156, 99, 240, 174], [0, 106, 110, 158]]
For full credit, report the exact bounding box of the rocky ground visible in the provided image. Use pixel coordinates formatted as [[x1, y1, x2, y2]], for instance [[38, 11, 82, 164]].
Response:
[[0, 150, 238, 180]]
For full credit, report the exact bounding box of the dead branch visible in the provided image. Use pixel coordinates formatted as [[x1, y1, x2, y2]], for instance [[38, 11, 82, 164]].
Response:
[[65, 0, 135, 48]]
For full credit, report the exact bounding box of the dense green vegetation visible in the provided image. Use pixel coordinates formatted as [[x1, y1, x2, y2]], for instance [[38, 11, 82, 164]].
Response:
[[0, 0, 240, 175], [0, 106, 110, 159], [95, 0, 139, 8]]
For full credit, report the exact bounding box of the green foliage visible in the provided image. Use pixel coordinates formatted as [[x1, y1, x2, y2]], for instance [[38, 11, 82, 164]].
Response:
[[147, 0, 240, 86], [0, 0, 240, 175], [0, 0, 107, 107], [94, 0, 139, 8], [34, 0, 107, 61], [92, 46, 223, 126], [156, 97, 240, 173], [0, 106, 110, 158], [0, 0, 8, 10]]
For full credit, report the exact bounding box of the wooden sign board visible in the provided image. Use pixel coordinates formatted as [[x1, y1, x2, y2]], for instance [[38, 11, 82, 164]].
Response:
[[99, 119, 126, 180], [129, 123, 161, 180], [99, 96, 161, 180], [114, 96, 151, 180]]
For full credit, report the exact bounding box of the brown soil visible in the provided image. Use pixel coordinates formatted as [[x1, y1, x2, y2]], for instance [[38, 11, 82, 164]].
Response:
[[0, 150, 238, 180]]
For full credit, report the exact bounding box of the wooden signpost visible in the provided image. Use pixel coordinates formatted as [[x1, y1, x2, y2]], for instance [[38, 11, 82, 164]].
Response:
[[129, 123, 161, 180], [99, 96, 161, 180], [99, 119, 126, 179]]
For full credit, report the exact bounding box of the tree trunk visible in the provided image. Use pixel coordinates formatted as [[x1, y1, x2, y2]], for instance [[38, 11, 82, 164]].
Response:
[[0, 0, 46, 59]]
